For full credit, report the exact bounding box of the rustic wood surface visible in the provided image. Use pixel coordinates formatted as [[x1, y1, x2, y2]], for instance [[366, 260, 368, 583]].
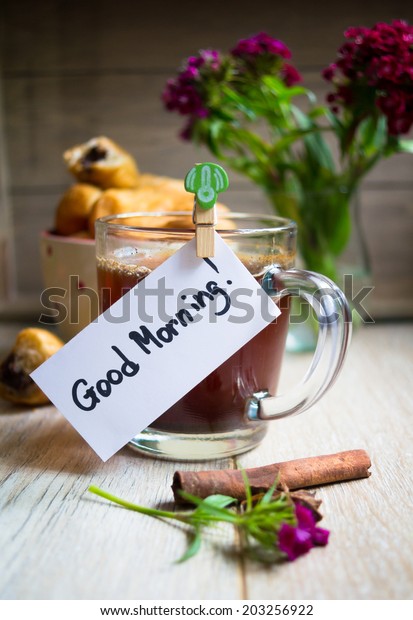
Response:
[[0, 321, 412, 600], [1, 0, 413, 315]]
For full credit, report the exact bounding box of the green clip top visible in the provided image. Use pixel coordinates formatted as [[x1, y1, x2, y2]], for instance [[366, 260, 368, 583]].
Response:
[[184, 163, 229, 210]]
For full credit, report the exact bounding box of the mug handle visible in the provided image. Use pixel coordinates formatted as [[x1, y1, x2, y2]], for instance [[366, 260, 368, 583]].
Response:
[[246, 267, 352, 421]]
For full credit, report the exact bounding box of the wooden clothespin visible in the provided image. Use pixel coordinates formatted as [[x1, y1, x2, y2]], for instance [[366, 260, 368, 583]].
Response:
[[185, 163, 229, 258]]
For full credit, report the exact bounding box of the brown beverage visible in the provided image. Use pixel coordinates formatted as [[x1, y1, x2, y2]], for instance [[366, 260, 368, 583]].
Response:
[[97, 254, 291, 434], [95, 213, 351, 460]]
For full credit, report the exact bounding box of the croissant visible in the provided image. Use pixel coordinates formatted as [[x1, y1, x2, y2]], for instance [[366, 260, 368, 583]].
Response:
[[88, 187, 233, 236], [136, 173, 186, 192], [55, 183, 102, 236], [0, 328, 63, 406], [64, 136, 140, 189], [58, 138, 235, 236]]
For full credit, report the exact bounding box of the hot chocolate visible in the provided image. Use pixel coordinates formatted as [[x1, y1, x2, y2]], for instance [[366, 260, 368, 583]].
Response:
[[97, 253, 291, 434]]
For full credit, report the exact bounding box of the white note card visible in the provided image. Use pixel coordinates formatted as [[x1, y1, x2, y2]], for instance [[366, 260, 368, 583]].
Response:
[[31, 233, 280, 461]]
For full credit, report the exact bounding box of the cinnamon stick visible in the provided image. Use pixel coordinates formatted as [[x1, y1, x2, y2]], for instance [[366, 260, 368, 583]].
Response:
[[172, 449, 371, 504]]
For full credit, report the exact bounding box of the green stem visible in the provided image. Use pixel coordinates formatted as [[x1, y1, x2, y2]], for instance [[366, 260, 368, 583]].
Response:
[[88, 485, 186, 521], [89, 486, 241, 526]]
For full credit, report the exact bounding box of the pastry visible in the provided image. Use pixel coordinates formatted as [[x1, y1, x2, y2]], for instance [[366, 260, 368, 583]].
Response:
[[89, 188, 168, 235], [64, 136, 140, 189], [88, 186, 232, 236], [0, 328, 64, 406], [55, 183, 102, 236], [136, 173, 186, 193], [57, 138, 234, 236]]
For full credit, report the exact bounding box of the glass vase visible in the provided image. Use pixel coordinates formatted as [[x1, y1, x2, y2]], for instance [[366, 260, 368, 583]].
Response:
[[268, 188, 371, 352]]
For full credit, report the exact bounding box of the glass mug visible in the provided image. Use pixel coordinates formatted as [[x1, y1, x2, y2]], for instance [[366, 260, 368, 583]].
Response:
[[95, 212, 351, 460]]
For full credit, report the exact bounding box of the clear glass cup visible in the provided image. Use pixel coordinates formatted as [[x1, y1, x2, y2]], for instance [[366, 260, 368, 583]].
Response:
[[95, 212, 351, 461]]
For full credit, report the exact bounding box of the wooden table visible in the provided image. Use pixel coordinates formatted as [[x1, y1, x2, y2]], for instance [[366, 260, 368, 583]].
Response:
[[0, 322, 412, 600]]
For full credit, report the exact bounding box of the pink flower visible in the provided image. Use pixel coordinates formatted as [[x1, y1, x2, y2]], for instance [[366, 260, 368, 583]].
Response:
[[282, 64, 302, 86], [162, 80, 208, 118], [278, 503, 330, 561], [162, 34, 301, 130], [312, 526, 330, 546], [161, 50, 221, 120], [323, 19, 413, 136], [180, 67, 199, 81], [179, 120, 195, 141], [187, 50, 221, 71], [278, 523, 313, 561], [322, 64, 336, 81], [231, 32, 292, 59]]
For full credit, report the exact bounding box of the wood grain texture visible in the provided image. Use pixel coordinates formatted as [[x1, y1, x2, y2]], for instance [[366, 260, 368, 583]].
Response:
[[1, 0, 413, 313], [0, 322, 412, 599], [0, 408, 238, 600], [2, 0, 412, 72], [238, 323, 413, 600]]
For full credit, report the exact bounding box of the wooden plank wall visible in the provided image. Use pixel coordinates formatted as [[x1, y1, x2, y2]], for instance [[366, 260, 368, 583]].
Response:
[[1, 0, 412, 317]]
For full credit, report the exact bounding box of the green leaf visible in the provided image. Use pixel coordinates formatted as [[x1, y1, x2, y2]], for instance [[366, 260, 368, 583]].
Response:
[[177, 529, 203, 563], [206, 121, 226, 157], [262, 76, 307, 100], [258, 480, 279, 506], [292, 107, 335, 172], [268, 127, 320, 156], [202, 494, 237, 509], [307, 106, 330, 120], [221, 86, 257, 120], [356, 116, 387, 156], [178, 491, 238, 523], [324, 108, 345, 143], [398, 139, 413, 153], [241, 470, 253, 512]]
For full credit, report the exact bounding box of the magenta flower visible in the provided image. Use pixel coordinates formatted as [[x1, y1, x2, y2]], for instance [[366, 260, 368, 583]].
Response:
[[312, 526, 330, 546], [281, 63, 302, 86], [187, 49, 221, 71], [162, 80, 208, 118], [322, 63, 336, 81], [278, 503, 330, 561], [179, 121, 194, 142], [323, 19, 413, 135], [162, 22, 413, 286], [231, 33, 301, 88], [161, 50, 221, 119], [162, 34, 301, 125], [162, 50, 221, 120], [278, 523, 313, 561], [231, 32, 292, 59]]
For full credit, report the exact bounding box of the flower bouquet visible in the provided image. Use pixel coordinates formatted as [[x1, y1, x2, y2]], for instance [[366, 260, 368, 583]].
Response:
[[162, 21, 413, 285]]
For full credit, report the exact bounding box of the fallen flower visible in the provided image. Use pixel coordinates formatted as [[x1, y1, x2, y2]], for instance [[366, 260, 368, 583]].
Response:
[[89, 473, 329, 564], [279, 503, 330, 561]]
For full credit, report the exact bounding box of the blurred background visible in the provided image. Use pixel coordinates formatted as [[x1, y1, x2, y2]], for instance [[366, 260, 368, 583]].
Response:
[[0, 0, 412, 319]]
